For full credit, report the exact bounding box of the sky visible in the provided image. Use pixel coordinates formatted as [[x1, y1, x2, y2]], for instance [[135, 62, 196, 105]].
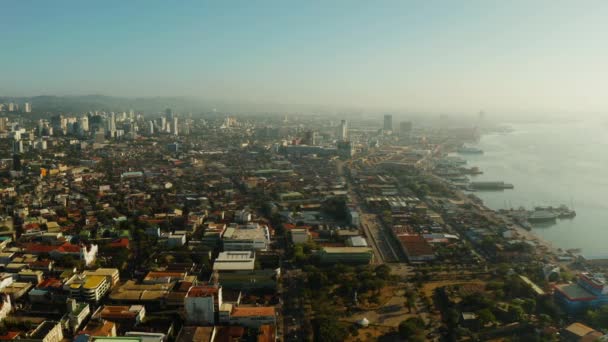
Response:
[[2, 1, 608, 114]]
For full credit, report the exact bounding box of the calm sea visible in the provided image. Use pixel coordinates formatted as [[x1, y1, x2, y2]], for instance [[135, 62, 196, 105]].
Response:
[[459, 120, 608, 259]]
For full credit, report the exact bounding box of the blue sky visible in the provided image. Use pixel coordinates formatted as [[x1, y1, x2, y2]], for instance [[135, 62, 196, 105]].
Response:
[[2, 1, 608, 113]]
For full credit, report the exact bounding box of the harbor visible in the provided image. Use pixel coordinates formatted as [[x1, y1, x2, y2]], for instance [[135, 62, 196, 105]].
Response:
[[498, 205, 577, 230]]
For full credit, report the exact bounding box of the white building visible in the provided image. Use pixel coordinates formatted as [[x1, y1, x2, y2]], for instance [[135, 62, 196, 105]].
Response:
[[213, 251, 255, 271], [172, 117, 179, 136], [184, 285, 222, 325], [338, 120, 348, 141], [64, 274, 111, 302], [66, 299, 90, 333], [27, 321, 64, 342], [167, 233, 186, 248], [291, 229, 310, 244], [222, 223, 270, 251], [0, 294, 11, 322], [24, 102, 32, 113]]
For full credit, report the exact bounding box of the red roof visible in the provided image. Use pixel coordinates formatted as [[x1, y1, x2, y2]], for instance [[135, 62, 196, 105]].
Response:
[[108, 238, 130, 249], [186, 285, 220, 297], [37, 278, 63, 289], [0, 331, 20, 340]]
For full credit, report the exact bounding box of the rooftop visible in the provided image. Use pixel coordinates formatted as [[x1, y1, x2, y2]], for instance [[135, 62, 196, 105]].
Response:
[[555, 283, 596, 301], [231, 306, 275, 317], [321, 247, 373, 254], [223, 225, 267, 241], [186, 285, 220, 298], [565, 322, 598, 338], [176, 326, 214, 342]]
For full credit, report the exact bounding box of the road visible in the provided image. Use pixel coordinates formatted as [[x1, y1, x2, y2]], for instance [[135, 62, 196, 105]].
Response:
[[361, 213, 399, 263]]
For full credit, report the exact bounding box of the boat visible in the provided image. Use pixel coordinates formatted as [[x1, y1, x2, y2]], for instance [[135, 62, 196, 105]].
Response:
[[457, 146, 484, 154], [470, 181, 514, 190], [528, 210, 558, 223], [557, 205, 576, 218]]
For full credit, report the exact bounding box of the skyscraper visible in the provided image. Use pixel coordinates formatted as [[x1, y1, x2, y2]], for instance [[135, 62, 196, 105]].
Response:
[[383, 114, 393, 132], [107, 112, 116, 137], [165, 108, 174, 121], [24, 102, 32, 113], [339, 120, 348, 141], [79, 116, 89, 132], [172, 117, 179, 136], [8, 103, 15, 112]]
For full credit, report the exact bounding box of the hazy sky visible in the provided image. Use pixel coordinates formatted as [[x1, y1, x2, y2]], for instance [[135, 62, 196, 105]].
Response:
[[2, 1, 608, 114]]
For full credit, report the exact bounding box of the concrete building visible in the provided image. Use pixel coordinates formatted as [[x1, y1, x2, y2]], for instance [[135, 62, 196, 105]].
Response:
[[184, 285, 222, 325], [24, 102, 32, 113], [338, 120, 348, 141], [317, 247, 374, 265], [383, 114, 393, 132], [92, 305, 146, 326], [213, 251, 255, 271], [229, 306, 276, 328], [64, 274, 111, 302], [83, 268, 120, 287], [290, 229, 310, 244], [222, 223, 270, 251], [26, 321, 63, 342], [66, 299, 91, 333]]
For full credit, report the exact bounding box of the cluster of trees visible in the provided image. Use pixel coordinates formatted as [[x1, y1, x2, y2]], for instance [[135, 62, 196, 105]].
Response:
[[398, 317, 426, 341], [586, 305, 608, 330], [295, 264, 393, 341]]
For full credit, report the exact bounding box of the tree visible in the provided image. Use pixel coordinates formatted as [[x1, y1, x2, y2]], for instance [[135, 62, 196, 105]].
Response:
[[507, 305, 525, 322], [476, 308, 496, 326], [587, 305, 608, 330], [313, 315, 347, 342], [398, 317, 425, 341], [405, 290, 417, 313], [375, 264, 391, 280]]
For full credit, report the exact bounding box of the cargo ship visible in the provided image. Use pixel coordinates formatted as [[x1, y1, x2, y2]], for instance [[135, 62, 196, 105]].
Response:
[[470, 181, 514, 190]]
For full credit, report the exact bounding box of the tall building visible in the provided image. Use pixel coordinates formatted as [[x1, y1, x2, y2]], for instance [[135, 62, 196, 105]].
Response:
[[148, 121, 155, 135], [383, 114, 393, 132], [107, 113, 116, 137], [12, 154, 21, 171], [13, 140, 24, 154], [303, 130, 317, 145], [79, 116, 89, 133], [160, 117, 167, 132], [24, 102, 32, 113], [165, 108, 174, 121], [0, 117, 7, 132], [338, 120, 348, 141], [7, 103, 15, 112], [172, 117, 179, 136]]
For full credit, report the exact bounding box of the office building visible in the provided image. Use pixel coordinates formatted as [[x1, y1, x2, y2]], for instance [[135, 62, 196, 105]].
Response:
[[24, 102, 32, 113], [383, 114, 393, 132], [172, 117, 179, 136], [338, 120, 348, 141]]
